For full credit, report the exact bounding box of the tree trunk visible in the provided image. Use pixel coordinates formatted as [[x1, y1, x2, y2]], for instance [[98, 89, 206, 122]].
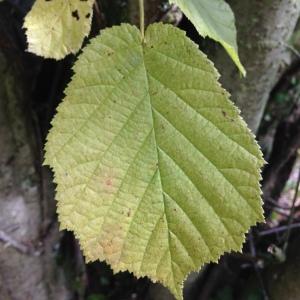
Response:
[[212, 0, 300, 133], [0, 10, 70, 300]]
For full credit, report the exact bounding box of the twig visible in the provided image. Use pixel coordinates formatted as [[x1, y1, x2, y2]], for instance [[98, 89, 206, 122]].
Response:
[[285, 43, 300, 59], [258, 222, 300, 237], [264, 204, 290, 217], [283, 163, 300, 252], [0, 230, 30, 254], [249, 230, 270, 300], [230, 252, 262, 263], [265, 197, 296, 210]]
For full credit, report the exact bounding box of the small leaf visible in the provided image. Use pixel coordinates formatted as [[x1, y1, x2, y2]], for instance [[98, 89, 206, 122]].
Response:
[[23, 0, 94, 59], [169, 0, 246, 75], [45, 23, 263, 299]]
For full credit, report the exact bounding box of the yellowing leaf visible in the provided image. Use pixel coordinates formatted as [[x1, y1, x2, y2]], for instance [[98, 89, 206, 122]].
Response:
[[45, 23, 263, 299], [169, 0, 246, 76], [23, 0, 94, 59]]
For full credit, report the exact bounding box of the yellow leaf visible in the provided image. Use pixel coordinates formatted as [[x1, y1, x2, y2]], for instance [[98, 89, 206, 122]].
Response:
[[24, 0, 94, 59], [45, 24, 263, 299]]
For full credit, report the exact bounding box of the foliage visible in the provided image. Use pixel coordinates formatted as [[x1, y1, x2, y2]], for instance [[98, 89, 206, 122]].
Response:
[[23, 0, 244, 75], [170, 0, 245, 75], [23, 0, 94, 59], [44, 23, 264, 300], [19, 0, 265, 299]]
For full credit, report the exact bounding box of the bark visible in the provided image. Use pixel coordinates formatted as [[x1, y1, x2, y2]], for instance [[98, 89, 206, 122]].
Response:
[[212, 0, 300, 133], [0, 9, 70, 300]]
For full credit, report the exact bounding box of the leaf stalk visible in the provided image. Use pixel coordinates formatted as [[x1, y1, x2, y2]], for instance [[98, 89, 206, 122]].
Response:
[[139, 0, 145, 40]]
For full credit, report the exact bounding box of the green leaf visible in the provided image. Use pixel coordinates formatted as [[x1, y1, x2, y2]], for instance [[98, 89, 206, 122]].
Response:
[[169, 0, 246, 76], [45, 23, 263, 299], [23, 0, 94, 59]]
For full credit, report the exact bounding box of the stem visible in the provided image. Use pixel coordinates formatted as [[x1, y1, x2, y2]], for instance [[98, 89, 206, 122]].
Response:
[[249, 230, 270, 300], [283, 164, 300, 252], [258, 222, 300, 237], [139, 0, 145, 40]]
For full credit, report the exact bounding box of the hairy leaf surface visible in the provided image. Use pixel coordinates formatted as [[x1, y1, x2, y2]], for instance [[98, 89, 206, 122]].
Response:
[[170, 0, 245, 75], [45, 23, 263, 299], [24, 0, 94, 59]]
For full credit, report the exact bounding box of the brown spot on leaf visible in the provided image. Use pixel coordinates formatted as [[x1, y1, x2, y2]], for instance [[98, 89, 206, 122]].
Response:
[[105, 179, 112, 186], [72, 10, 80, 20], [100, 224, 124, 261], [101, 170, 118, 193]]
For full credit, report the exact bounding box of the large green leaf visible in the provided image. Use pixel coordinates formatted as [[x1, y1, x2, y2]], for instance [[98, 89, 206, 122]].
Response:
[[45, 23, 263, 299], [169, 0, 246, 75], [23, 0, 94, 59]]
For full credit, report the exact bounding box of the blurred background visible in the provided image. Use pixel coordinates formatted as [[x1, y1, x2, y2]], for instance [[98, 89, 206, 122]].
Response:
[[1, 1, 300, 300]]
